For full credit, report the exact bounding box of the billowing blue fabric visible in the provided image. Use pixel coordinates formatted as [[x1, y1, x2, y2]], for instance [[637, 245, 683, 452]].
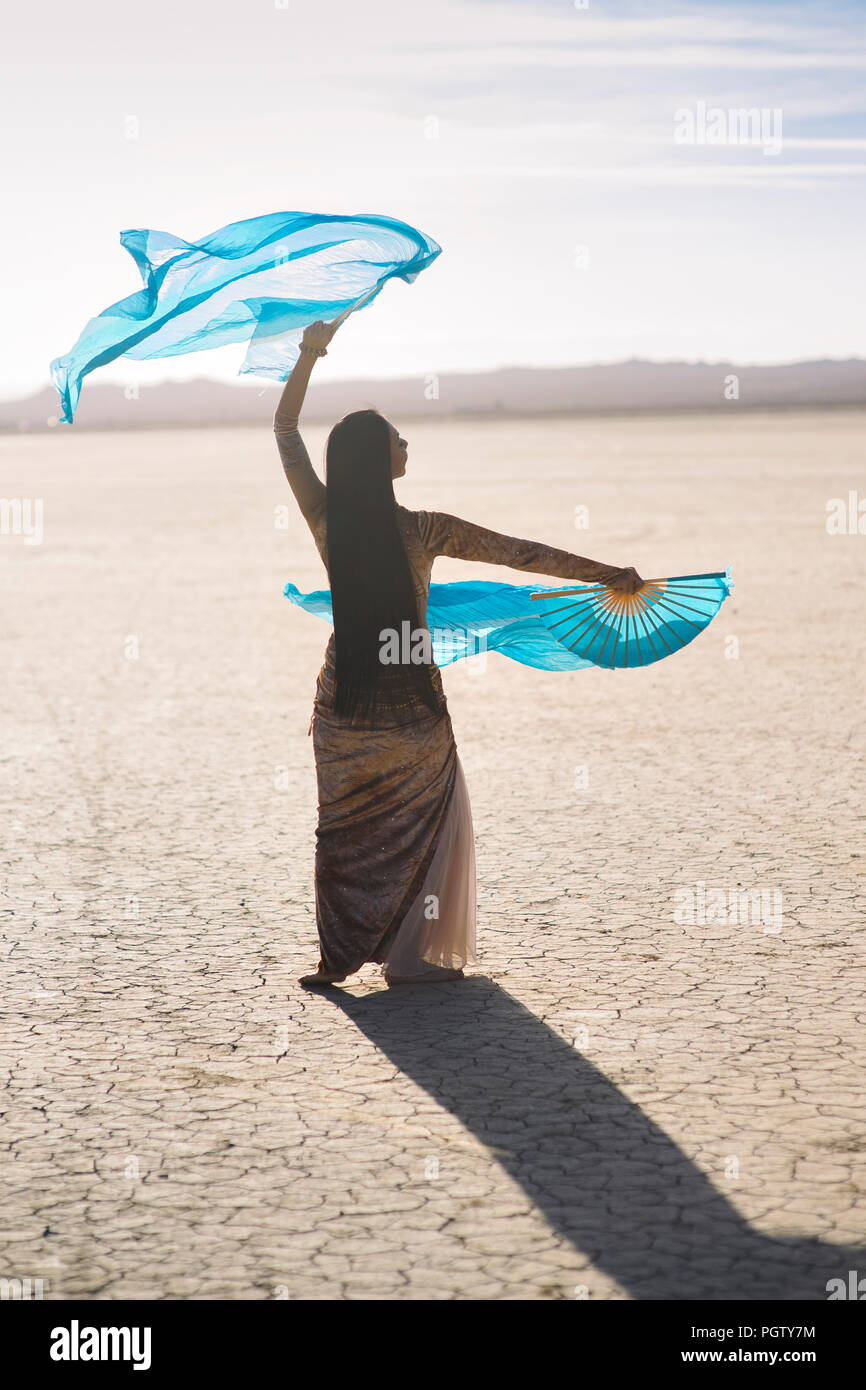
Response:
[[284, 578, 594, 670], [283, 572, 732, 672], [50, 210, 441, 423]]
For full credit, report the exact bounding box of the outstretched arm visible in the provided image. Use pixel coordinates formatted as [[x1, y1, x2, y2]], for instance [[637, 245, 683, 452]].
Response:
[[418, 511, 643, 592], [273, 320, 338, 531]]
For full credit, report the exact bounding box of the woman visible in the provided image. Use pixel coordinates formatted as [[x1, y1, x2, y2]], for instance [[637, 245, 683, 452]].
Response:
[[275, 319, 643, 989]]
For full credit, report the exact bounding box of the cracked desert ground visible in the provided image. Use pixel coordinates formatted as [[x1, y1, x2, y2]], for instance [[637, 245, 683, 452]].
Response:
[[3, 407, 864, 1300]]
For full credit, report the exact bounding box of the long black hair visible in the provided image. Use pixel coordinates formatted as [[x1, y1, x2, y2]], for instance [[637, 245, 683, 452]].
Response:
[[325, 408, 438, 723]]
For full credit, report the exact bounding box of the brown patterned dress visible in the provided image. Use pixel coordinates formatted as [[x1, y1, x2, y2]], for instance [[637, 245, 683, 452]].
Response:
[[275, 422, 612, 981]]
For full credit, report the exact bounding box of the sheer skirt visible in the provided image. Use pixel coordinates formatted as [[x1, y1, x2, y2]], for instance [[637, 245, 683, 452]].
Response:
[[381, 757, 476, 979]]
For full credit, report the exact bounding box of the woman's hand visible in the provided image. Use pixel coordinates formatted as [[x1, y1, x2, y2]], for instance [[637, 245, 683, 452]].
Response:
[[275, 319, 341, 429], [599, 565, 644, 594], [301, 318, 340, 353]]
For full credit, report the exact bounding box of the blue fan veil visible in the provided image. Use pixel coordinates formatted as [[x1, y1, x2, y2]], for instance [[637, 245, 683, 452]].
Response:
[[284, 571, 733, 673]]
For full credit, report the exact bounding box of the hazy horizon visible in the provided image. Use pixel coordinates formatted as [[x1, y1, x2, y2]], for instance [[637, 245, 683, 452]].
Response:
[[4, 352, 866, 410]]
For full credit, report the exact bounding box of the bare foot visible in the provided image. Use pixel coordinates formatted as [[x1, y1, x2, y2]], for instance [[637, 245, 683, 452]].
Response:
[[299, 969, 347, 988], [385, 967, 464, 986]]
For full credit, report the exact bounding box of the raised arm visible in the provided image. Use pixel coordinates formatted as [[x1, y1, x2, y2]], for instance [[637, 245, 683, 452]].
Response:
[[273, 320, 339, 532], [417, 511, 643, 592]]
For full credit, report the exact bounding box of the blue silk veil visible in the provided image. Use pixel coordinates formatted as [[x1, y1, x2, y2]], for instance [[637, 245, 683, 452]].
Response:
[[287, 579, 612, 672], [50, 209, 441, 423]]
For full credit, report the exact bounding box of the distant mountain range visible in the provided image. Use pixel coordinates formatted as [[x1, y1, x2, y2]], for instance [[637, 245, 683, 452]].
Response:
[[3, 359, 864, 431]]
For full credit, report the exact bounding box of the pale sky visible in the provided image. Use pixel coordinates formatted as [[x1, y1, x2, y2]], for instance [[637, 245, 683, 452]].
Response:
[[2, 0, 865, 400]]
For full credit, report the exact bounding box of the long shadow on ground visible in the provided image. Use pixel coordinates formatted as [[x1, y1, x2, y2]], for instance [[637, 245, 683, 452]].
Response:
[[328, 976, 863, 1300]]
